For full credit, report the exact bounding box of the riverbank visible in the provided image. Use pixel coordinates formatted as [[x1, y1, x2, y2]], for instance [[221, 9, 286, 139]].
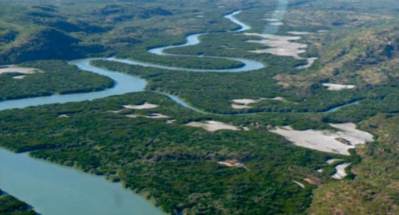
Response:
[[0, 148, 164, 215]]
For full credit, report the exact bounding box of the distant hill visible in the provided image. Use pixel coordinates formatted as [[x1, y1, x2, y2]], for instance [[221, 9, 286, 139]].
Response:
[[0, 28, 103, 64]]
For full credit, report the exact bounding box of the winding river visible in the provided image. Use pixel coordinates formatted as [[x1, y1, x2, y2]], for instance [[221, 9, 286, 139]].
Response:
[[0, 59, 147, 111], [0, 10, 256, 215], [106, 11, 264, 73], [0, 6, 351, 214]]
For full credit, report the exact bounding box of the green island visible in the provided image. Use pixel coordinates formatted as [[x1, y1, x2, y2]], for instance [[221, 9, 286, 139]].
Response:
[[0, 0, 398, 214], [0, 60, 113, 101], [0, 190, 36, 215]]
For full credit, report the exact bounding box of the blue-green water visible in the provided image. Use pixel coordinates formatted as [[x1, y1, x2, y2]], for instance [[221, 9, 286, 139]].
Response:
[[0, 58, 147, 111], [0, 149, 164, 215], [0, 59, 162, 215], [0, 10, 258, 215]]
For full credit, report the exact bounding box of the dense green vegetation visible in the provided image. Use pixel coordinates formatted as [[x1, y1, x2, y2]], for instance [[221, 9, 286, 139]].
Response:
[[0, 0, 258, 64], [0, 92, 345, 215], [0, 0, 399, 214], [0, 190, 36, 215], [92, 60, 399, 119], [0, 60, 113, 101], [118, 50, 245, 70]]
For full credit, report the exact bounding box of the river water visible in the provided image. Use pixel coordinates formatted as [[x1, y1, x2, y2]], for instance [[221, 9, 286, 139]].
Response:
[[0, 10, 254, 215], [0, 149, 164, 215]]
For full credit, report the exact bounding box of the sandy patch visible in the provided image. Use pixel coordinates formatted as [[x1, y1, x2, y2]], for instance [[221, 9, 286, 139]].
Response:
[[326, 159, 343, 165], [231, 97, 285, 109], [0, 65, 38, 75], [231, 98, 261, 109], [330, 123, 374, 142], [186, 120, 240, 132], [145, 113, 169, 119], [304, 177, 321, 185], [322, 83, 356, 91], [265, 18, 279, 22], [296, 57, 318, 70], [58, 114, 70, 118], [270, 97, 286, 101], [167, 119, 176, 124], [123, 102, 158, 110], [218, 160, 246, 168], [270, 21, 284, 26], [245, 33, 308, 59], [288, 31, 311, 36], [12, 75, 27, 80], [108, 109, 125, 114], [232, 99, 259, 105], [318, 30, 329, 33], [293, 180, 305, 189], [126, 114, 139, 118], [332, 163, 351, 180], [126, 113, 169, 120], [270, 123, 374, 155], [231, 104, 252, 109]]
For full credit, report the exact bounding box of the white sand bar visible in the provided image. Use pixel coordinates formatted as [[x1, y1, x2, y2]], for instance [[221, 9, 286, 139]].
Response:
[[232, 104, 252, 109], [145, 113, 169, 119], [186, 120, 240, 132], [288, 31, 311, 35], [332, 163, 351, 179], [326, 159, 343, 165], [265, 18, 280, 22], [245, 33, 308, 59], [58, 114, 70, 118], [270, 123, 374, 155], [0, 65, 38, 75], [270, 97, 286, 102], [231, 97, 285, 109], [323, 83, 356, 91], [232, 99, 259, 105], [330, 123, 374, 143], [218, 160, 246, 168], [231, 98, 262, 109], [293, 180, 305, 189], [13, 75, 27, 80], [296, 57, 318, 70], [270, 21, 284, 26], [123, 102, 158, 110], [126, 113, 169, 120]]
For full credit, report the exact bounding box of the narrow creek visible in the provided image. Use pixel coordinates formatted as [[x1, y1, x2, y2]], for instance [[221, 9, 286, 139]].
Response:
[[107, 11, 265, 73]]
